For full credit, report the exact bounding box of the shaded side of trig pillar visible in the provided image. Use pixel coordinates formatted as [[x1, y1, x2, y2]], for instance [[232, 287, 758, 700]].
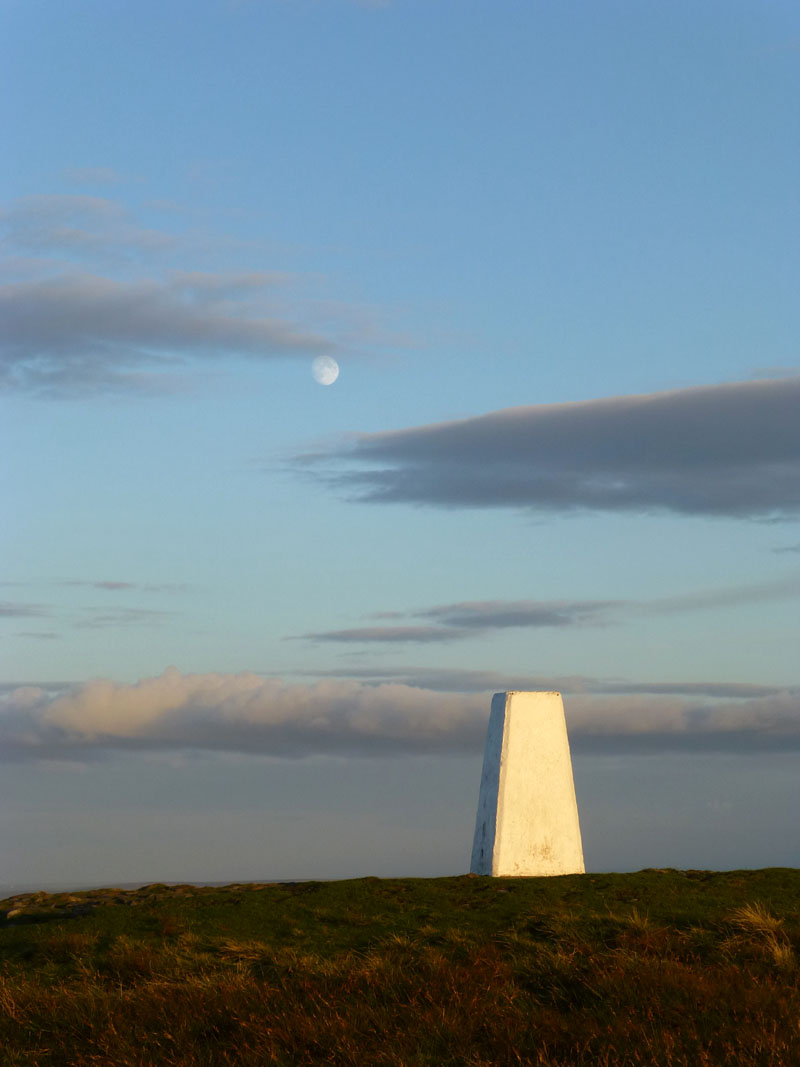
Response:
[[470, 691, 585, 876]]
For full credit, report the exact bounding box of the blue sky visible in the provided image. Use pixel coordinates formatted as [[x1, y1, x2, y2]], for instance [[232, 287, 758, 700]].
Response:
[[2, 0, 799, 889]]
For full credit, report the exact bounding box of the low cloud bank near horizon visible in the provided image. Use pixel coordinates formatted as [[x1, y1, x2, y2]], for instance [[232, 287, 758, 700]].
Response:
[[298, 377, 800, 519], [2, 668, 799, 762], [299, 665, 788, 700]]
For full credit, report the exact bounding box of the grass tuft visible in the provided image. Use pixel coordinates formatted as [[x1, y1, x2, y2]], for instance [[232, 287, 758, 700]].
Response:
[[727, 900, 784, 937]]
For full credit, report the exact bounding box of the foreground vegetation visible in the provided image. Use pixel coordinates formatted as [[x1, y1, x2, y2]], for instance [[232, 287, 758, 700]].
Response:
[[2, 869, 800, 1065]]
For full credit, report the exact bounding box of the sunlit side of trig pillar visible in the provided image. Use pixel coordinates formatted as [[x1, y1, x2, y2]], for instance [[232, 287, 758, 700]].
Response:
[[470, 691, 585, 876]]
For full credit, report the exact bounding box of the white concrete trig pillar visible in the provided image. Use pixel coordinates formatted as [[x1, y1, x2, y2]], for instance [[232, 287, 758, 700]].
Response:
[[470, 691, 585, 876]]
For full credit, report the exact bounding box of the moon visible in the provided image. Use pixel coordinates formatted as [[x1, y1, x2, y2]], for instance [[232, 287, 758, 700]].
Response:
[[312, 355, 340, 386]]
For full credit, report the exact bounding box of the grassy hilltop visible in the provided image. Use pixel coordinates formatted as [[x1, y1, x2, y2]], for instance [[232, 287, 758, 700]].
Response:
[[2, 869, 800, 1065]]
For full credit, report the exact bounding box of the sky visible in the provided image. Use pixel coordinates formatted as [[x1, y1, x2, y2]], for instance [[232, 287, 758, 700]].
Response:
[[2, 0, 800, 891]]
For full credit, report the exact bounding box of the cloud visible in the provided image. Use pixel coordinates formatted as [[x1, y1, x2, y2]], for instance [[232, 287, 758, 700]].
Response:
[[0, 680, 75, 695], [0, 194, 361, 397], [1, 195, 172, 260], [296, 600, 617, 643], [0, 272, 332, 396], [566, 691, 800, 754], [639, 574, 800, 615], [70, 581, 138, 592], [297, 625, 468, 644], [58, 580, 189, 593], [168, 270, 291, 299], [0, 669, 487, 761], [0, 601, 49, 618], [296, 577, 800, 644], [419, 599, 617, 629], [297, 665, 613, 693], [773, 543, 800, 555], [298, 664, 788, 701], [299, 377, 800, 519], [62, 167, 127, 186], [750, 365, 800, 380], [1, 668, 799, 762], [74, 607, 176, 630], [1, 588, 183, 634], [596, 680, 790, 699]]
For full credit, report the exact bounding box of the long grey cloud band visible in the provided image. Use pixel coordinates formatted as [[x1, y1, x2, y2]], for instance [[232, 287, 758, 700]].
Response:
[[299, 376, 800, 519]]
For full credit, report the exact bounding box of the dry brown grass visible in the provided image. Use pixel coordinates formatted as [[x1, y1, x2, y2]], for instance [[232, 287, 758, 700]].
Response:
[[2, 872, 800, 1065]]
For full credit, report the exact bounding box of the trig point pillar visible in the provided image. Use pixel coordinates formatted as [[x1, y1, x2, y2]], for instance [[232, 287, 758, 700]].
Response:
[[470, 691, 584, 876]]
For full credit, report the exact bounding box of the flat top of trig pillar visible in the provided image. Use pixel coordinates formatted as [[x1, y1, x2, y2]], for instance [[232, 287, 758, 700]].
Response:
[[496, 690, 563, 697]]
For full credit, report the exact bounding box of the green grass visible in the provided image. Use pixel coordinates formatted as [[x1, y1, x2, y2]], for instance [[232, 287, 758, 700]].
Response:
[[2, 870, 800, 1065]]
